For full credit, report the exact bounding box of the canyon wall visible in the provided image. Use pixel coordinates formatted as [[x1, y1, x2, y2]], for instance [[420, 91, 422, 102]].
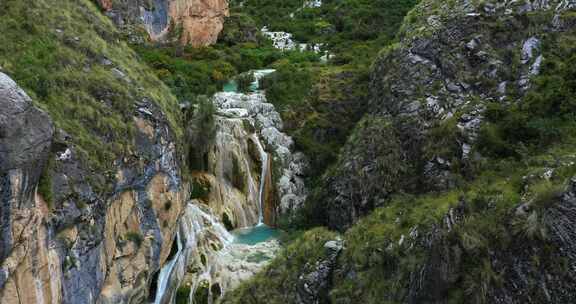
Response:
[[97, 0, 229, 46], [0, 69, 187, 303]]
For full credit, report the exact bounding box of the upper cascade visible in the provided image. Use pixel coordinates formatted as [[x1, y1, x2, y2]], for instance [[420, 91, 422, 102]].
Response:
[[213, 70, 310, 224], [97, 0, 229, 46]]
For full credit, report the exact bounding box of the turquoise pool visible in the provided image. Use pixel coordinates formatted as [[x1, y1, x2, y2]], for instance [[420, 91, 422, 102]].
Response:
[[232, 225, 281, 245]]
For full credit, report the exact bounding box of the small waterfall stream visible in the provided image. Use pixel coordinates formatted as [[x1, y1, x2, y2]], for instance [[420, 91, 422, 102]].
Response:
[[252, 134, 269, 225], [154, 233, 183, 304]]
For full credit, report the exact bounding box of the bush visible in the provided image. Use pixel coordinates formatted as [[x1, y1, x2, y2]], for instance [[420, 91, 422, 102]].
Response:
[[236, 71, 255, 93], [260, 64, 312, 110], [186, 96, 217, 171], [477, 31, 576, 159], [125, 231, 143, 247], [37, 156, 54, 209], [176, 286, 191, 304], [190, 179, 211, 200]]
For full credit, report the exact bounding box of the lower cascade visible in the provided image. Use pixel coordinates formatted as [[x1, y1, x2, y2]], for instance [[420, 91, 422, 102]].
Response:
[[152, 70, 308, 303]]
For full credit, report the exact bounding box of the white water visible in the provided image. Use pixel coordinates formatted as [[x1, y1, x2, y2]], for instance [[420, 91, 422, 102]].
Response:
[[154, 233, 183, 304], [252, 134, 269, 225], [153, 204, 234, 304], [153, 69, 305, 303]]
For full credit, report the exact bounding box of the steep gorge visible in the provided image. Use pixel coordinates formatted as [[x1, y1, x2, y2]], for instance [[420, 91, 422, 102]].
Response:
[[225, 1, 576, 303], [2, 0, 576, 303], [0, 0, 288, 303]]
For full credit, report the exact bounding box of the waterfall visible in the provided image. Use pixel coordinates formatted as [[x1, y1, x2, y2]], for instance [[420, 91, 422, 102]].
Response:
[[154, 233, 183, 304], [152, 69, 307, 303], [152, 204, 234, 304], [252, 134, 269, 225], [213, 69, 309, 221], [183, 204, 234, 246]]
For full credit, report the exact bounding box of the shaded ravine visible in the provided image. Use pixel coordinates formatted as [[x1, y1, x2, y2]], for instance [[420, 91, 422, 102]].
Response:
[[152, 69, 308, 303]]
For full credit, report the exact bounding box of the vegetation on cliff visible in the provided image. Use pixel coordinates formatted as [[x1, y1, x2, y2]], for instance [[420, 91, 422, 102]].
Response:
[[0, 0, 183, 173], [224, 1, 576, 303]]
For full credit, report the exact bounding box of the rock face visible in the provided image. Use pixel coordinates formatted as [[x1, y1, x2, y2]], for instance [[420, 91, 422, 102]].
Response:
[[0, 69, 186, 303], [320, 0, 576, 231], [171, 0, 229, 46], [98, 0, 229, 47], [191, 116, 263, 229], [0, 72, 55, 303], [296, 240, 342, 304], [408, 177, 576, 304]]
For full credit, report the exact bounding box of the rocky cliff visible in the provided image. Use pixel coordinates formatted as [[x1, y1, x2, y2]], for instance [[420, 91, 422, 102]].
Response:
[[0, 0, 188, 302], [0, 77, 186, 303], [0, 67, 186, 303], [320, 0, 576, 230], [97, 0, 229, 46]]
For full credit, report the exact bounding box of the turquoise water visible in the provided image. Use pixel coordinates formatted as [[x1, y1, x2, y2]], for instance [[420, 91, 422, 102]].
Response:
[[223, 80, 238, 92], [222, 69, 276, 94], [221, 78, 258, 93], [232, 225, 280, 245]]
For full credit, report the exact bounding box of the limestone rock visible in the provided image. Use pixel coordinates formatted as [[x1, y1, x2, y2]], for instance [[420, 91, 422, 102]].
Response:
[[0, 72, 56, 304], [98, 0, 229, 47], [319, 0, 573, 231], [0, 71, 186, 303], [296, 239, 343, 304]]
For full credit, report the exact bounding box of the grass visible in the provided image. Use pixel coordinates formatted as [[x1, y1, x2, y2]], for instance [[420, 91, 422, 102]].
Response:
[[0, 0, 183, 175]]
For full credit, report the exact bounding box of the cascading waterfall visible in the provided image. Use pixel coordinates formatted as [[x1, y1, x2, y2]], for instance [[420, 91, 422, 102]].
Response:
[[152, 69, 308, 303], [213, 70, 310, 219], [154, 233, 183, 304], [152, 204, 234, 304], [252, 134, 269, 225]]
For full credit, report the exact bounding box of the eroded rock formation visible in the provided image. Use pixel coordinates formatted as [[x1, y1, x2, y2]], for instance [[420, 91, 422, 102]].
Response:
[[98, 0, 229, 47], [320, 0, 576, 231], [0, 72, 56, 304], [212, 72, 309, 226], [0, 69, 186, 303]]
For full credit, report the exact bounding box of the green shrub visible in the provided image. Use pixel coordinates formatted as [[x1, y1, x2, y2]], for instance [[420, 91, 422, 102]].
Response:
[[529, 181, 564, 211], [512, 211, 548, 241], [125, 231, 143, 247], [190, 179, 211, 200], [186, 96, 217, 171], [260, 63, 312, 111], [176, 286, 191, 304], [236, 72, 255, 93], [37, 155, 54, 209], [477, 30, 576, 159]]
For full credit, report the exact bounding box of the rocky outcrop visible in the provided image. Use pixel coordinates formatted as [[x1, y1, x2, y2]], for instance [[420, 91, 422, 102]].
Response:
[[407, 177, 576, 304], [98, 0, 229, 47], [191, 116, 263, 229], [296, 239, 342, 304], [0, 69, 186, 303], [172, 0, 229, 46], [320, 0, 576, 231], [0, 72, 55, 303]]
